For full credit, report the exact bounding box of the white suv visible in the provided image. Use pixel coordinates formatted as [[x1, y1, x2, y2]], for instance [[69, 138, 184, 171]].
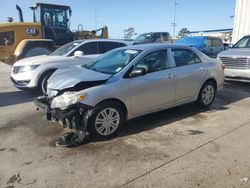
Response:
[[218, 35, 250, 82], [11, 39, 131, 93]]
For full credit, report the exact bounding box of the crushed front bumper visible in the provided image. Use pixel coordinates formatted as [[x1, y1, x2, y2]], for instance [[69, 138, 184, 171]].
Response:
[[34, 96, 92, 131]]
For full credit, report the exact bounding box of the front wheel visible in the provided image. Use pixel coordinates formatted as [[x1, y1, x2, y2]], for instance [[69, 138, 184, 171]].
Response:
[[196, 81, 216, 108], [88, 102, 124, 139], [39, 71, 54, 94]]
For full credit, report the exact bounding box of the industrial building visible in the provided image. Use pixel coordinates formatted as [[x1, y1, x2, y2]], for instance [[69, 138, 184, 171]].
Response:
[[232, 0, 250, 43]]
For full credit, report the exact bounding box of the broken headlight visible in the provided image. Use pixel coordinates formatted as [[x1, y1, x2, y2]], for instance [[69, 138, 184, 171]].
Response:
[[51, 92, 87, 110]]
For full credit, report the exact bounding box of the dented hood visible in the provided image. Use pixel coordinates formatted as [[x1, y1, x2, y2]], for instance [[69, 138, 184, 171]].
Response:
[[48, 66, 112, 90]]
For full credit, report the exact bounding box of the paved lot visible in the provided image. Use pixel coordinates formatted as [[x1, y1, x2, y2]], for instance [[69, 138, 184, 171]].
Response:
[[1, 62, 250, 188]]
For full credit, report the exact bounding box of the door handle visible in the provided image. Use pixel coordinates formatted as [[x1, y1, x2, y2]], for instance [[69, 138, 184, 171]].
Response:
[[165, 74, 174, 79]]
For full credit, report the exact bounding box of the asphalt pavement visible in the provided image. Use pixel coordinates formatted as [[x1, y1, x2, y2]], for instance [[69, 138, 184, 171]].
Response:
[[1, 62, 250, 188]]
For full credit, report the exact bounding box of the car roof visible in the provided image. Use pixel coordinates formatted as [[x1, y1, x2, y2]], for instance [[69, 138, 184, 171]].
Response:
[[182, 36, 222, 40], [119, 43, 195, 51], [140, 32, 170, 34], [74, 39, 133, 45]]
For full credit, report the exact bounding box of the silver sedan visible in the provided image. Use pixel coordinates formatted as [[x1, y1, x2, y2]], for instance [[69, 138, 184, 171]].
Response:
[[35, 44, 224, 140]]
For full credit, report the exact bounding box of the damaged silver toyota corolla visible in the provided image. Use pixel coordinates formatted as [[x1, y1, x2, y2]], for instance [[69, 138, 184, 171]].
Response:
[[34, 44, 224, 146]]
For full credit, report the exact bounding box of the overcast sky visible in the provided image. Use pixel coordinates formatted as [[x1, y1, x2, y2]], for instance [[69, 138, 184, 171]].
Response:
[[0, 0, 236, 38]]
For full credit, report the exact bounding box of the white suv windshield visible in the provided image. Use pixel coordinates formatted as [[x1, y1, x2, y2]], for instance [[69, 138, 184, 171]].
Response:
[[50, 41, 81, 56], [85, 49, 141, 75], [233, 36, 250, 48]]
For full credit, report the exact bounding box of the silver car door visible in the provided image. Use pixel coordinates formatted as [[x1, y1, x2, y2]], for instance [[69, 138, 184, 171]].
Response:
[[171, 48, 207, 103], [128, 50, 175, 115]]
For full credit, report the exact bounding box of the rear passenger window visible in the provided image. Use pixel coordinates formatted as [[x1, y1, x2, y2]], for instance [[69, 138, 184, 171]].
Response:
[[172, 49, 201, 67], [206, 39, 212, 47], [99, 42, 126, 53], [212, 39, 222, 46], [151, 33, 162, 42], [162, 33, 170, 41], [76, 42, 98, 55]]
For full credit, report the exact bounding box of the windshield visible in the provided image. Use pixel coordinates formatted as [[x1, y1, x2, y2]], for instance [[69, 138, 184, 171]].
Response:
[[84, 49, 141, 75], [233, 36, 250, 48], [42, 7, 68, 28], [50, 41, 81, 56], [134, 34, 151, 42]]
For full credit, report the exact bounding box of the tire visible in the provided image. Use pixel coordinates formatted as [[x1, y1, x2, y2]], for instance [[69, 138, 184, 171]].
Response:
[[196, 81, 216, 108], [88, 102, 125, 139], [23, 47, 51, 58], [39, 71, 54, 94]]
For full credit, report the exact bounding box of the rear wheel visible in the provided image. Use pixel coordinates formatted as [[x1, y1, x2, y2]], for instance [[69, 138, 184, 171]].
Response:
[[88, 102, 124, 139], [196, 81, 216, 108]]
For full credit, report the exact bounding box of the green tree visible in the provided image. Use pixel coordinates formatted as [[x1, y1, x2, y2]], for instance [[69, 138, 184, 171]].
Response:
[[178, 28, 190, 38], [124, 27, 137, 40]]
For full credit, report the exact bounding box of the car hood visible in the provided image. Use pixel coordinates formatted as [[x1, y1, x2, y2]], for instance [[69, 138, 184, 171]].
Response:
[[13, 55, 72, 66], [47, 66, 112, 91], [218, 48, 250, 57]]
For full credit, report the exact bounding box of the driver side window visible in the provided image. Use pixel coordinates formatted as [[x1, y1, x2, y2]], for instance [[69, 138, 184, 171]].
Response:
[[135, 50, 169, 74]]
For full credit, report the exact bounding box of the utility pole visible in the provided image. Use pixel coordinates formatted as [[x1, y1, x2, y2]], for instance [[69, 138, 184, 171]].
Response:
[[172, 0, 177, 38], [94, 9, 98, 29]]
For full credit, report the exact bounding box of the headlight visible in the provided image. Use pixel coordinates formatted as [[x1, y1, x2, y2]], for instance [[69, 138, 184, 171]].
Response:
[[15, 65, 40, 73], [51, 92, 87, 110]]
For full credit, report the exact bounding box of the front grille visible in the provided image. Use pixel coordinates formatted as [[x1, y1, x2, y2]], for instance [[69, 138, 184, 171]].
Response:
[[10, 77, 30, 86], [220, 57, 250, 69]]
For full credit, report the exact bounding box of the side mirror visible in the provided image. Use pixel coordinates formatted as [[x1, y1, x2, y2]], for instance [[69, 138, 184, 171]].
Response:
[[74, 50, 84, 57], [129, 67, 146, 78]]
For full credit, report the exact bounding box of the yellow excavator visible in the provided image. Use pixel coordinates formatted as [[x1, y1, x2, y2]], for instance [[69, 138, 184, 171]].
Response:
[[0, 3, 108, 65]]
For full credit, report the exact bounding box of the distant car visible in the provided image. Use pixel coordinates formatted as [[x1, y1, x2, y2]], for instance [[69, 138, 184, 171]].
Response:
[[176, 36, 225, 57], [218, 35, 250, 82], [34, 44, 224, 140], [133, 32, 171, 44], [11, 39, 131, 93]]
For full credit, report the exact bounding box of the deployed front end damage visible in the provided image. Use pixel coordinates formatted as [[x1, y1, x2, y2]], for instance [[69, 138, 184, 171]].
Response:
[[34, 66, 113, 146], [34, 94, 94, 147]]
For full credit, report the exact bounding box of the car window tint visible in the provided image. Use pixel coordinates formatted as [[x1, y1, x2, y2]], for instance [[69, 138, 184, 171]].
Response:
[[193, 52, 202, 63], [212, 39, 222, 46], [135, 50, 169, 73], [76, 42, 98, 55], [162, 33, 170, 41], [151, 33, 162, 42], [206, 39, 212, 47], [98, 42, 126, 53], [172, 49, 199, 66]]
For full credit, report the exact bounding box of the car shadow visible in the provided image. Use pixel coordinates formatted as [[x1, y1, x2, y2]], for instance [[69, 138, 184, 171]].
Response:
[[0, 90, 40, 107]]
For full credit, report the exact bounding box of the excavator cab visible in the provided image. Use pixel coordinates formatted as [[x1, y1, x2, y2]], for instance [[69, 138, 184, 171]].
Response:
[[31, 3, 74, 45]]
